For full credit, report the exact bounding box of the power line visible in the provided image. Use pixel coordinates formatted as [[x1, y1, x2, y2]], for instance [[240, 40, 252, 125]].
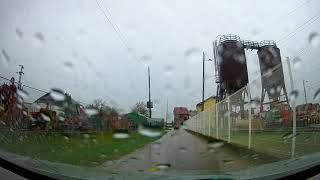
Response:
[[95, 0, 143, 64], [287, 0, 313, 16], [277, 11, 320, 44]]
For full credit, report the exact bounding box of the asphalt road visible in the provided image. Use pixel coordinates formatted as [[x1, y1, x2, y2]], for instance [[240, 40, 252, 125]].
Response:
[[102, 128, 272, 175]]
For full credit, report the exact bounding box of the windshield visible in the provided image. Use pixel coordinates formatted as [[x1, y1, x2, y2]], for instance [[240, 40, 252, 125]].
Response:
[[1, 0, 320, 179]]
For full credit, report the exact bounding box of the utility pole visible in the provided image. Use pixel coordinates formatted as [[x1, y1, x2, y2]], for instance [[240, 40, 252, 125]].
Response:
[[202, 52, 205, 111], [16, 65, 24, 90], [166, 99, 168, 128], [286, 57, 296, 158], [147, 66, 153, 118], [303, 80, 308, 104]]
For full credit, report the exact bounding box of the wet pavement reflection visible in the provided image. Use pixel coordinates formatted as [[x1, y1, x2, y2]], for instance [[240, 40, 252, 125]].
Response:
[[102, 129, 274, 174]]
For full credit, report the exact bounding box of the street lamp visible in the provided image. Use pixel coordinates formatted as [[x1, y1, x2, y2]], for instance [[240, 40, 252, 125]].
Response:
[[202, 52, 213, 111], [303, 80, 310, 105]]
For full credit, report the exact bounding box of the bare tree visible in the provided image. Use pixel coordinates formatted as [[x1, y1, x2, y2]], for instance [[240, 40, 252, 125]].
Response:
[[131, 101, 148, 117]]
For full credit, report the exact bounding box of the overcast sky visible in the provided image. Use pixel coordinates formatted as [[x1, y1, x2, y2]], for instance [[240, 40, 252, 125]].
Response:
[[1, 0, 320, 119]]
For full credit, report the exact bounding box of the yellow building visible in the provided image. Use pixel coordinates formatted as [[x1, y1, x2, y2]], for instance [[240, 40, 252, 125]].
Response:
[[196, 96, 218, 112]]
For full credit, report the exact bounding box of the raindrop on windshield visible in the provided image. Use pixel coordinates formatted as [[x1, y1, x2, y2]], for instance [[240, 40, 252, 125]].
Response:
[[222, 159, 235, 166], [100, 154, 107, 158], [184, 47, 200, 57], [84, 108, 98, 116], [1, 49, 11, 64], [49, 88, 65, 101], [41, 113, 51, 122], [250, 98, 260, 108], [156, 163, 171, 169], [140, 55, 152, 65], [314, 89, 320, 101], [33, 32, 45, 47], [83, 134, 90, 139], [179, 147, 187, 152], [113, 133, 130, 139], [138, 126, 161, 137], [15, 28, 23, 39], [308, 32, 320, 48], [64, 61, 75, 72], [289, 90, 299, 102], [164, 65, 175, 75], [207, 142, 224, 149], [292, 56, 302, 69], [17, 89, 29, 101], [270, 88, 275, 95]]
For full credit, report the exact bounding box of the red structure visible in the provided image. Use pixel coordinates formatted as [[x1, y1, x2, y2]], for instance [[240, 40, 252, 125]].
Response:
[[173, 107, 189, 129], [109, 114, 134, 131], [0, 78, 26, 127]]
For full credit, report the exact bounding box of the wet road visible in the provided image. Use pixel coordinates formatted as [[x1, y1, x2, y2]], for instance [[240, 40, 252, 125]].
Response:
[[102, 128, 273, 175]]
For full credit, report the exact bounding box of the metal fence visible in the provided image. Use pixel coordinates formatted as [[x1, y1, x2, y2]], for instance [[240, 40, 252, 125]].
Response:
[[185, 59, 320, 159]]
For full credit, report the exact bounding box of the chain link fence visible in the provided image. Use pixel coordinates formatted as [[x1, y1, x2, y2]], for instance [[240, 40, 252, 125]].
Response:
[[185, 59, 320, 160]]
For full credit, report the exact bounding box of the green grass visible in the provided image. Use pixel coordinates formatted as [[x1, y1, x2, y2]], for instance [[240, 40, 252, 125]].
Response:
[[226, 130, 320, 159], [0, 130, 162, 167]]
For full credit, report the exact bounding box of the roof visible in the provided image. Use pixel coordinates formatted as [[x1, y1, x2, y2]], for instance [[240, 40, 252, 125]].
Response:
[[196, 96, 218, 107], [35, 93, 77, 104]]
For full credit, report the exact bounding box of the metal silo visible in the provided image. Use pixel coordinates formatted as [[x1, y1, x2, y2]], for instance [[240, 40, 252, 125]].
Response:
[[257, 41, 288, 110], [215, 35, 249, 101]]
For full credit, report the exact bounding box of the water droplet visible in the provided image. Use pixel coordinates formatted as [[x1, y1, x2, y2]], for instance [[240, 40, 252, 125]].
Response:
[[314, 89, 320, 100], [59, 116, 65, 121], [84, 108, 98, 116], [83, 134, 90, 138], [113, 133, 130, 139], [33, 32, 45, 47], [289, 90, 299, 102], [264, 69, 273, 78], [100, 154, 107, 158], [64, 136, 69, 141], [41, 113, 51, 122], [250, 98, 260, 108], [207, 142, 224, 149], [15, 28, 23, 39], [138, 126, 161, 137], [1, 49, 11, 64], [164, 65, 175, 75], [222, 159, 235, 165], [130, 156, 138, 160], [49, 88, 65, 101], [184, 47, 200, 57], [292, 57, 302, 69], [17, 89, 29, 101], [156, 163, 170, 169], [276, 86, 282, 93], [63, 61, 75, 72], [270, 88, 275, 95], [308, 32, 320, 48], [140, 55, 152, 65], [179, 147, 187, 152]]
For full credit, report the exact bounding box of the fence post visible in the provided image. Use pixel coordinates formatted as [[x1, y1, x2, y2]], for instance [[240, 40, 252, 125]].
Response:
[[247, 84, 252, 149], [287, 58, 296, 158], [216, 104, 219, 139], [227, 95, 231, 143]]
